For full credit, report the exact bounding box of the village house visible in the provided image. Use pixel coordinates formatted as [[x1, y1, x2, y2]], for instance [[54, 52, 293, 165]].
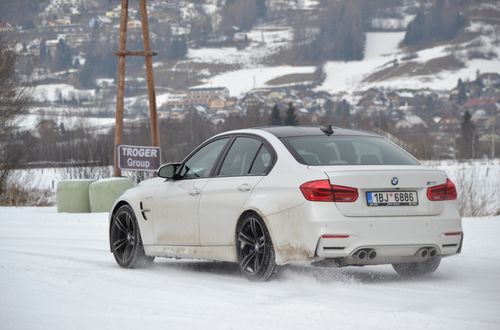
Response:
[[127, 20, 142, 29], [47, 17, 72, 26], [185, 87, 230, 106], [208, 96, 226, 110], [0, 22, 14, 33]]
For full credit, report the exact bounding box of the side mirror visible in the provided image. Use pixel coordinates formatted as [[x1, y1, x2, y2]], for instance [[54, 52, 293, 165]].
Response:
[[157, 163, 181, 179]]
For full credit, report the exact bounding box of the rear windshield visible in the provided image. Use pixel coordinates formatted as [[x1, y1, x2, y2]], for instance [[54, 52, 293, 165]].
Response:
[[282, 135, 420, 166]]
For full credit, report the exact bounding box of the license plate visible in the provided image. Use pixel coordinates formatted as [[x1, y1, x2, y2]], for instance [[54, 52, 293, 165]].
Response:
[[366, 191, 418, 206]]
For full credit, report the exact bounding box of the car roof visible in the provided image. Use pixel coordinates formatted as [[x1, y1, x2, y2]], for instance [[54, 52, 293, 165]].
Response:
[[255, 126, 378, 138]]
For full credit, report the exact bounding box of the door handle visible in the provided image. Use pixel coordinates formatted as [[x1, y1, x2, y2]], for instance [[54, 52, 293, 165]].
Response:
[[237, 184, 252, 192], [189, 187, 201, 196]]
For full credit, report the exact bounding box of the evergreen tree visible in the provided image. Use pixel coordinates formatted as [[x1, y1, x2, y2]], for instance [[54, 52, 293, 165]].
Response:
[[284, 102, 299, 126], [52, 38, 72, 72], [168, 37, 188, 59], [457, 79, 467, 105], [303, 0, 365, 62], [403, 10, 425, 45], [79, 60, 95, 88], [459, 111, 476, 159], [256, 0, 267, 19], [220, 0, 259, 34], [39, 39, 47, 66], [334, 99, 351, 127], [269, 104, 282, 125], [78, 37, 117, 88], [403, 2, 468, 47]]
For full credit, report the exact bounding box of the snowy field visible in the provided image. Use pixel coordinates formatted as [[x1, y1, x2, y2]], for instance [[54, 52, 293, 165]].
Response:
[[200, 65, 316, 97], [14, 160, 500, 216], [424, 159, 500, 216], [0, 207, 499, 330]]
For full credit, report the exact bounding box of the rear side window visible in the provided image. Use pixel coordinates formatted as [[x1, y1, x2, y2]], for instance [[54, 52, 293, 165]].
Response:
[[282, 136, 419, 166], [249, 145, 272, 175], [218, 137, 273, 177]]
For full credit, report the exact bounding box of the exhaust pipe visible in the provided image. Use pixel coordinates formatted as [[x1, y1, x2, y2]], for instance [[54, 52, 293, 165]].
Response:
[[356, 249, 367, 259], [368, 250, 377, 259], [420, 248, 429, 258], [429, 248, 437, 257]]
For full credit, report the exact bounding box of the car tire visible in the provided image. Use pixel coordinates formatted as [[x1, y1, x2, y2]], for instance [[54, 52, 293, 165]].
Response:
[[392, 256, 441, 276], [110, 204, 154, 269], [236, 213, 278, 281]]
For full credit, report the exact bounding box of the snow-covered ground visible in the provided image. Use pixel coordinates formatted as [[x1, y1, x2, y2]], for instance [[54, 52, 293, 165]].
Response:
[[33, 84, 96, 104], [200, 65, 316, 97], [320, 32, 404, 93], [16, 113, 116, 132], [186, 22, 318, 97], [319, 29, 500, 94], [187, 26, 293, 66], [425, 159, 500, 216], [0, 207, 499, 330]]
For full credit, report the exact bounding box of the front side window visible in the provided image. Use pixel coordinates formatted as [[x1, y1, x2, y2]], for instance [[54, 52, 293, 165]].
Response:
[[219, 137, 262, 177], [179, 138, 229, 179], [282, 136, 419, 166]]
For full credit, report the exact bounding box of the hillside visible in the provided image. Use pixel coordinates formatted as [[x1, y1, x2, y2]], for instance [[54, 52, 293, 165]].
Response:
[[1, 0, 499, 167], [3, 0, 499, 96]]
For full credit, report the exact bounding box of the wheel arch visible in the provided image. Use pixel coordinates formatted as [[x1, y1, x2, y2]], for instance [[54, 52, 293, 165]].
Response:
[[235, 208, 276, 245]]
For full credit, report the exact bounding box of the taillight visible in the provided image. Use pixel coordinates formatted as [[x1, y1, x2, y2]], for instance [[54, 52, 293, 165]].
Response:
[[321, 234, 350, 238], [427, 179, 457, 201], [332, 184, 359, 202], [300, 180, 334, 202], [300, 180, 358, 202]]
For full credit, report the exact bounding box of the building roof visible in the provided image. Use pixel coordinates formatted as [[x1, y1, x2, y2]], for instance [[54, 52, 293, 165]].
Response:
[[188, 87, 228, 92]]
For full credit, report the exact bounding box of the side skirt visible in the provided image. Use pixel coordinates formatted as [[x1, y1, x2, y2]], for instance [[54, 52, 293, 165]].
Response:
[[144, 244, 237, 263]]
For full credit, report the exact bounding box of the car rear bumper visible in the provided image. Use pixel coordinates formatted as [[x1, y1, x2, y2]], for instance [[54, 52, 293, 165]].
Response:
[[264, 201, 462, 265]]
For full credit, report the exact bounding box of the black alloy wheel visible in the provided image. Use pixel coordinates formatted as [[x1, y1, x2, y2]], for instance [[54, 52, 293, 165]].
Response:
[[236, 213, 277, 281], [110, 205, 154, 268]]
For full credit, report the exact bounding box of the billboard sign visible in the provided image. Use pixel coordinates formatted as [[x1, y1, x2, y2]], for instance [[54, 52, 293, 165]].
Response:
[[118, 145, 161, 172]]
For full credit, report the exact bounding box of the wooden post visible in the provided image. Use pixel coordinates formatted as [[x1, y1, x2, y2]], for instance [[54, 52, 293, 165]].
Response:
[[139, 0, 160, 148], [113, 0, 129, 177], [113, 0, 160, 177]]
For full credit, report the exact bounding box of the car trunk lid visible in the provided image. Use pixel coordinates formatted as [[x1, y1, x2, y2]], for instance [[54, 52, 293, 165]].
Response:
[[309, 165, 447, 217]]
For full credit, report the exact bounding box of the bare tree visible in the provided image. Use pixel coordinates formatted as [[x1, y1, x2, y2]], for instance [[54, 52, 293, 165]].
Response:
[[0, 37, 32, 198]]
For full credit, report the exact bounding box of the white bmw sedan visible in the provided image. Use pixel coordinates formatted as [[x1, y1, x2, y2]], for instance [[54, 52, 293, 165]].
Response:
[[109, 126, 462, 281]]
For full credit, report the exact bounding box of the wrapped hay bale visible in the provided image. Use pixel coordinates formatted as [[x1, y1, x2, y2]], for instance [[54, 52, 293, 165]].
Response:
[[89, 178, 134, 213], [57, 179, 95, 213]]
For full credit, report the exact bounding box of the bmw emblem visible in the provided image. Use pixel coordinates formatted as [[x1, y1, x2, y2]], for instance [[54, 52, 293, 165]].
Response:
[[391, 177, 399, 186]]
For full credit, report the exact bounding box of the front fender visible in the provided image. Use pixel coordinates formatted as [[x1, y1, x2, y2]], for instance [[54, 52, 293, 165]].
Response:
[[108, 182, 160, 251]]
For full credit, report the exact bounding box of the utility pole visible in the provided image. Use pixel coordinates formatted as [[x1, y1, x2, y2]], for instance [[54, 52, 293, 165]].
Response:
[[139, 0, 160, 148], [113, 0, 160, 177], [492, 113, 497, 159]]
